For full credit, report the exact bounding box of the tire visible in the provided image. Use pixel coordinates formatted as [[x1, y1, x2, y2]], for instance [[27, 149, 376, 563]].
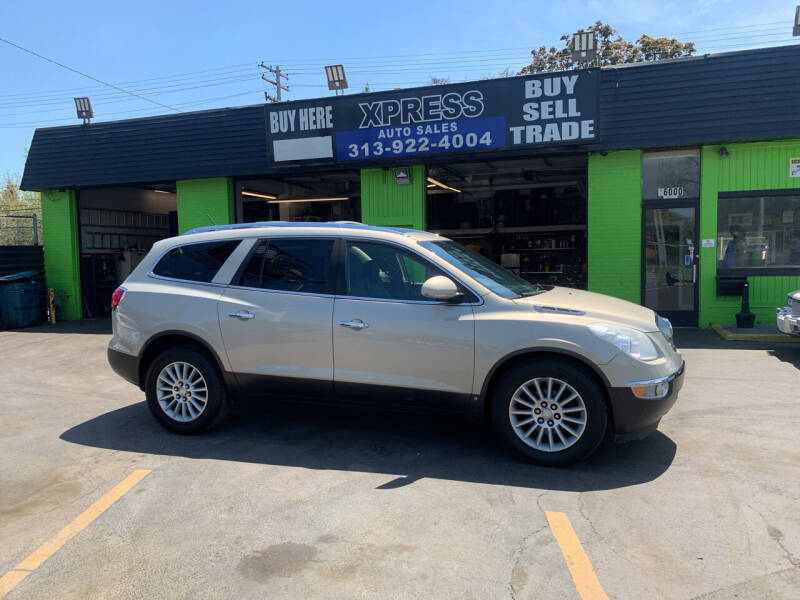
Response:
[[144, 346, 230, 434], [490, 359, 608, 466]]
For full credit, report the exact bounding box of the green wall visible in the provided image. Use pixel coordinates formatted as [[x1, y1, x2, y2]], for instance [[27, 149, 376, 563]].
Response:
[[360, 166, 426, 230], [176, 177, 235, 234], [40, 189, 82, 321], [699, 139, 800, 326], [587, 150, 642, 303]]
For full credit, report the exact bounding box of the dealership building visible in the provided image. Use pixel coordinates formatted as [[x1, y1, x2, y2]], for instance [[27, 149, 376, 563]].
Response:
[[20, 44, 800, 326]]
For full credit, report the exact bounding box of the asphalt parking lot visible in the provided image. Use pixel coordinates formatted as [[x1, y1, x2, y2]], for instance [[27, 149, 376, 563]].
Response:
[[1, 321, 798, 599]]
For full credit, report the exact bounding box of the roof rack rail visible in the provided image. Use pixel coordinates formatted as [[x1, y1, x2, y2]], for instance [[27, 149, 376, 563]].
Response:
[[181, 221, 422, 236]]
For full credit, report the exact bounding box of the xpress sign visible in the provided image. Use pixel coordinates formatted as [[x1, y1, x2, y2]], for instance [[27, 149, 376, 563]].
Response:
[[266, 69, 598, 164]]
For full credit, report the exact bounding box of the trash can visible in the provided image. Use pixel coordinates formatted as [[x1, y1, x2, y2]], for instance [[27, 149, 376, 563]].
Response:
[[0, 271, 41, 329]]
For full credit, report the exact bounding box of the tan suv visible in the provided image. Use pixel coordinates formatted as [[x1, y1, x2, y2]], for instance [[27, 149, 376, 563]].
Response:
[[108, 222, 684, 466]]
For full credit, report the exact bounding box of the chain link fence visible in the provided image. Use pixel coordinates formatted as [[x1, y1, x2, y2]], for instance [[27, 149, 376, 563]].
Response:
[[0, 215, 41, 246]]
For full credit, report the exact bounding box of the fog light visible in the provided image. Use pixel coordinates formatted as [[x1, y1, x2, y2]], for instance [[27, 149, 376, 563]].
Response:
[[631, 382, 669, 399]]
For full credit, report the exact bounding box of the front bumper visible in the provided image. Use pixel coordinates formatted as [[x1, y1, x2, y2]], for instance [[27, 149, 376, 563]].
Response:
[[609, 361, 685, 443], [776, 307, 800, 336]]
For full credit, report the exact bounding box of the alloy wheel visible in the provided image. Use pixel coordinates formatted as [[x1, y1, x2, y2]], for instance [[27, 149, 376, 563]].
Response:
[[156, 361, 209, 422], [508, 377, 587, 452]]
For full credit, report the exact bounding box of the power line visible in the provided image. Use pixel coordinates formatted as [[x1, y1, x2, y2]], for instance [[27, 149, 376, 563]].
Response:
[[0, 66, 257, 104], [0, 36, 180, 112], [0, 73, 258, 111]]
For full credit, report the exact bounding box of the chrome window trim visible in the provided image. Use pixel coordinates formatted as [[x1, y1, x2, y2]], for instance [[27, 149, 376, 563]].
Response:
[[333, 294, 483, 306], [147, 238, 245, 286], [340, 236, 485, 306]]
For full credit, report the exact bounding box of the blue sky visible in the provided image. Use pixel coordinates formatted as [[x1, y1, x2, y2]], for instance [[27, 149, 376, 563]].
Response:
[[2, 0, 798, 176]]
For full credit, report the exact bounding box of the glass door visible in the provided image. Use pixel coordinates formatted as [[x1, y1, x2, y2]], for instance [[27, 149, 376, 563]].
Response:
[[643, 205, 698, 326]]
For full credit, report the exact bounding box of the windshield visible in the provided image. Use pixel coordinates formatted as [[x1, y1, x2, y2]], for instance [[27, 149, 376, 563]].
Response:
[[420, 240, 544, 299]]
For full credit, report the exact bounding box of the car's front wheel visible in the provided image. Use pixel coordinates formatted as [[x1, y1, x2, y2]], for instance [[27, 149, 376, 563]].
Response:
[[491, 359, 608, 466], [144, 346, 229, 434]]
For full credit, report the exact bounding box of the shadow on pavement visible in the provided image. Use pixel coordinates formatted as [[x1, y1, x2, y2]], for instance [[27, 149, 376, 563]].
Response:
[[61, 399, 676, 492], [675, 327, 800, 370], [7, 318, 111, 335]]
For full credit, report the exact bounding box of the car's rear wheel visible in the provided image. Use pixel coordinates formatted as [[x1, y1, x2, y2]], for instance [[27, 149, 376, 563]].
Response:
[[144, 346, 229, 434], [491, 359, 608, 466]]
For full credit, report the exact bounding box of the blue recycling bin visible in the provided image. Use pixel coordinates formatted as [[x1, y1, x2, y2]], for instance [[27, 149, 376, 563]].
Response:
[[0, 271, 41, 329]]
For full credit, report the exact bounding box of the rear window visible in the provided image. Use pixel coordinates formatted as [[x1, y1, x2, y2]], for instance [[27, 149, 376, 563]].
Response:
[[153, 240, 241, 283]]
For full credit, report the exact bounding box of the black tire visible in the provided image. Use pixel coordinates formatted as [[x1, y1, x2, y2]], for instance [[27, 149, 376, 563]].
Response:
[[144, 346, 230, 434], [490, 359, 608, 466]]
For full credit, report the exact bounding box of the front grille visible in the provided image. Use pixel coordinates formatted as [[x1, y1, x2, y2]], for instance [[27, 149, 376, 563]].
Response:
[[791, 295, 800, 317]]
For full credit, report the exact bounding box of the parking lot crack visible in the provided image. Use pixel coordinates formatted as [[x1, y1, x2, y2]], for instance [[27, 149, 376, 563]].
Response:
[[744, 502, 800, 567], [508, 523, 548, 600]]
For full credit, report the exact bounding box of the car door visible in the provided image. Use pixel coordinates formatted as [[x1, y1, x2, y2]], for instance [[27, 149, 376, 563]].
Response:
[[333, 239, 476, 411], [218, 237, 336, 396]]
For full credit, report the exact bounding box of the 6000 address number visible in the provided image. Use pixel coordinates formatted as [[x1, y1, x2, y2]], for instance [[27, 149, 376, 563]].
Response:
[[347, 131, 494, 158]]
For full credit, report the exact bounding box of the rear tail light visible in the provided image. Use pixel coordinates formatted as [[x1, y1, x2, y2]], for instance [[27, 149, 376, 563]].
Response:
[[111, 287, 126, 310]]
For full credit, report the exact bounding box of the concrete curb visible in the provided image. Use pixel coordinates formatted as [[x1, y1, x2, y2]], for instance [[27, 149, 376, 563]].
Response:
[[710, 323, 800, 343]]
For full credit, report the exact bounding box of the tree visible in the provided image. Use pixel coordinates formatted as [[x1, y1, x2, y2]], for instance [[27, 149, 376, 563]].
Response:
[[481, 67, 515, 80], [361, 82, 371, 93], [1, 156, 42, 245], [519, 21, 695, 75]]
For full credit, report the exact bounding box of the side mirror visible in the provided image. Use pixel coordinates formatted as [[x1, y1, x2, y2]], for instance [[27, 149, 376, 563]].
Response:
[[421, 276, 461, 301]]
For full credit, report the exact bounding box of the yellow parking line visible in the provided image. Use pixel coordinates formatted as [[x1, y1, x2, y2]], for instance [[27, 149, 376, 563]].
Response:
[[545, 511, 609, 600], [0, 469, 151, 599]]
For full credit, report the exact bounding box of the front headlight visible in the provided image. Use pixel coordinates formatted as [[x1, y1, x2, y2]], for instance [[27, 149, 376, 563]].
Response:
[[588, 323, 659, 361], [656, 315, 673, 343]]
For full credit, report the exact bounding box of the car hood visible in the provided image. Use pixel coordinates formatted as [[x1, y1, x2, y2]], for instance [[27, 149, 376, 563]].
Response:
[[513, 286, 659, 332]]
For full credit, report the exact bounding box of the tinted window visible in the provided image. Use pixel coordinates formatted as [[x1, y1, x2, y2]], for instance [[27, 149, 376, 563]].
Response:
[[346, 241, 448, 301], [238, 239, 334, 294], [153, 240, 240, 282]]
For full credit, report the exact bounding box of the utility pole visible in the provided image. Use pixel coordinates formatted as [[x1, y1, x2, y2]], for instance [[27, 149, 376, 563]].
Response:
[[260, 63, 289, 102]]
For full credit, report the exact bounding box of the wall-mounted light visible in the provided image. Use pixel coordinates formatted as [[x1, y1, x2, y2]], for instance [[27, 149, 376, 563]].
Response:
[[393, 167, 411, 185], [242, 189, 278, 200], [267, 197, 349, 204], [426, 176, 461, 193], [719, 147, 730, 159]]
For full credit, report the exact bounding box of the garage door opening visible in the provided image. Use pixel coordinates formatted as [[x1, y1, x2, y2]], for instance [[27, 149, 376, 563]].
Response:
[[235, 171, 361, 224], [426, 155, 587, 288], [78, 185, 177, 317]]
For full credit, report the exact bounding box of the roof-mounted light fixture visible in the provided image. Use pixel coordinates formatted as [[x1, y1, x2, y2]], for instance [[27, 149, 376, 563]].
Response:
[[74, 97, 93, 124], [793, 5, 800, 36], [324, 65, 348, 94], [571, 31, 597, 66]]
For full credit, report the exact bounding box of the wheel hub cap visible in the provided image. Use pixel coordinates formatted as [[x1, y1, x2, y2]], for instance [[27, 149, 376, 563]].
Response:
[[156, 361, 208, 423], [508, 377, 587, 453]]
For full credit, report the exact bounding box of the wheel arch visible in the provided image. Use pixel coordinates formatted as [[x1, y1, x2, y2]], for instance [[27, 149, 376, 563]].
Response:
[[137, 330, 229, 392], [476, 348, 613, 424]]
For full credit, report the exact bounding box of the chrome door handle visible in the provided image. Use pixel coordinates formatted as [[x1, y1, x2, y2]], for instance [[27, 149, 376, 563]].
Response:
[[339, 319, 369, 329], [228, 310, 255, 320]]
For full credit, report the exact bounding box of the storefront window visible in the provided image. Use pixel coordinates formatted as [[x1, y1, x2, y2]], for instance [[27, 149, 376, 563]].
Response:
[[717, 193, 800, 270], [642, 151, 700, 200]]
